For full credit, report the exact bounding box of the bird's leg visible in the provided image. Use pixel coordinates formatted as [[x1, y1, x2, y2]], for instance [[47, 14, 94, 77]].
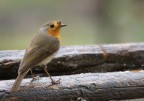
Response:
[[30, 69, 40, 83], [43, 65, 60, 85], [30, 69, 35, 80]]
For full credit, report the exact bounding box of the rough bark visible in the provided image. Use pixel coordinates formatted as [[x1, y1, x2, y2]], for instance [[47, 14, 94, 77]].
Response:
[[0, 72, 144, 101]]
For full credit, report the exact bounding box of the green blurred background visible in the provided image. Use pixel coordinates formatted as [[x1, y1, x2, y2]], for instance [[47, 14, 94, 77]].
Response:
[[0, 0, 144, 50]]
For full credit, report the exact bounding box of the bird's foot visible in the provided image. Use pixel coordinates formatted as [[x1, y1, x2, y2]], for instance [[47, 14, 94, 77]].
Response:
[[48, 78, 61, 86], [47, 78, 61, 89], [51, 78, 61, 85], [30, 76, 40, 84]]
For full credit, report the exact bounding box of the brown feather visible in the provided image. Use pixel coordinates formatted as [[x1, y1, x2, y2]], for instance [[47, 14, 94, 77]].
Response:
[[19, 30, 60, 73], [11, 28, 60, 92]]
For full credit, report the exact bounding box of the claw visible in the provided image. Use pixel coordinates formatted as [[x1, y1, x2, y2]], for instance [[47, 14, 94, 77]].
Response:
[[29, 76, 40, 84], [47, 78, 61, 88], [47, 78, 61, 89], [51, 78, 61, 85]]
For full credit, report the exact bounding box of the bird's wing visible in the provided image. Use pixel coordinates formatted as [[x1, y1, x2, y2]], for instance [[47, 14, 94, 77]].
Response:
[[19, 31, 60, 73]]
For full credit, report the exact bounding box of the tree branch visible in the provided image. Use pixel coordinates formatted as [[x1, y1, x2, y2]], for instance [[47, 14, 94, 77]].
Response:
[[1, 72, 144, 101]]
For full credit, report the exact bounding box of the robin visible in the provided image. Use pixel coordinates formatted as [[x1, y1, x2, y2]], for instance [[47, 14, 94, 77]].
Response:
[[10, 20, 66, 92]]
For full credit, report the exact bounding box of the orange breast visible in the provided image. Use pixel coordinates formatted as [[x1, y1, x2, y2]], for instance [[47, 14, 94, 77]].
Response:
[[48, 29, 61, 41]]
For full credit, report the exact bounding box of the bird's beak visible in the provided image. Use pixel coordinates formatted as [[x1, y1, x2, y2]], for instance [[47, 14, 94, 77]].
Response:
[[61, 24, 67, 27]]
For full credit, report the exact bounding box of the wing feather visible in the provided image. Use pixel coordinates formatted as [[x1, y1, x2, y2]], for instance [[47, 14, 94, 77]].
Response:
[[19, 31, 60, 73]]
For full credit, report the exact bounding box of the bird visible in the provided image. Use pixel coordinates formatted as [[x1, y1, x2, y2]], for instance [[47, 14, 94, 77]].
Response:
[[10, 20, 66, 93]]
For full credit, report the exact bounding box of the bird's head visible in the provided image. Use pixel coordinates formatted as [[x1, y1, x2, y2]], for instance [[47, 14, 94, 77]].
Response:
[[42, 20, 66, 40]]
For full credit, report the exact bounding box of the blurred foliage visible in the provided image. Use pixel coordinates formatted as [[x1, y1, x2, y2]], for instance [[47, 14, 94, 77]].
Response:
[[0, 0, 144, 50]]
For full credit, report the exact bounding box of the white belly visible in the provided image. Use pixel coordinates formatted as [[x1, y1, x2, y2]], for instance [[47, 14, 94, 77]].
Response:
[[37, 52, 57, 66]]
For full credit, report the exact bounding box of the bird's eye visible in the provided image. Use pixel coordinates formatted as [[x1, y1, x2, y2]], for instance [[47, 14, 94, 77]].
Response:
[[50, 24, 54, 28]]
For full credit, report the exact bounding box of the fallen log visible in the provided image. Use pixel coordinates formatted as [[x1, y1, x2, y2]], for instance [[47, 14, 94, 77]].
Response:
[[0, 72, 144, 101], [0, 43, 144, 80], [0, 43, 144, 100]]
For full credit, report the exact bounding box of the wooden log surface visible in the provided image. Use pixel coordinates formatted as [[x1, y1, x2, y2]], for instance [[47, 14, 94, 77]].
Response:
[[0, 72, 144, 101], [0, 43, 144, 100], [0, 43, 144, 80]]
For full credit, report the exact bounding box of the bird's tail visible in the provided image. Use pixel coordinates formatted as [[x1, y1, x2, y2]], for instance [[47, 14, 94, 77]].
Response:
[[10, 71, 27, 93]]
